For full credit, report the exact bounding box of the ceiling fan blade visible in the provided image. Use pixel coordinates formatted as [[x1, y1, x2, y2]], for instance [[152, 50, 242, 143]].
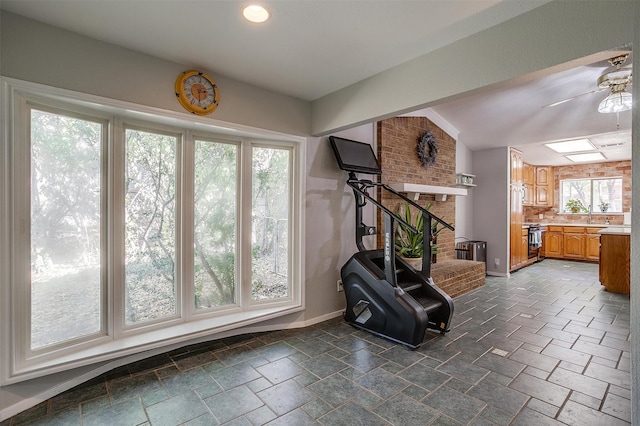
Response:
[[542, 87, 608, 109]]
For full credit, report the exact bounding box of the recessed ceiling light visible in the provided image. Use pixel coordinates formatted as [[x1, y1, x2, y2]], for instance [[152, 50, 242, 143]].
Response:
[[565, 152, 606, 163], [242, 5, 271, 23], [545, 138, 596, 153]]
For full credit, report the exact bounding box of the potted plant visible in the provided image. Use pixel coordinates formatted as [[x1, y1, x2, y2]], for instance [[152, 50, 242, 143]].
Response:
[[599, 201, 610, 212], [565, 199, 588, 214], [395, 202, 442, 269]]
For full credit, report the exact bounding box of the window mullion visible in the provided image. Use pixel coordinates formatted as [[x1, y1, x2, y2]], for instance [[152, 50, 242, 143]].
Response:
[[240, 142, 252, 309], [111, 118, 126, 338], [175, 133, 184, 320], [182, 132, 195, 320]]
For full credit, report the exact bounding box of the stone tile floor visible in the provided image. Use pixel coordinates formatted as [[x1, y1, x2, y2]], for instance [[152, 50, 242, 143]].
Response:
[[3, 259, 631, 425]]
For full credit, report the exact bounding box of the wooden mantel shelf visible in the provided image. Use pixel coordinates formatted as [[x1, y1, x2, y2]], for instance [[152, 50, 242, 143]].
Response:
[[389, 183, 467, 201]]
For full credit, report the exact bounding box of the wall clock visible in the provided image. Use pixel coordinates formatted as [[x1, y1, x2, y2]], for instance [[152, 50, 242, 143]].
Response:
[[175, 70, 220, 115]]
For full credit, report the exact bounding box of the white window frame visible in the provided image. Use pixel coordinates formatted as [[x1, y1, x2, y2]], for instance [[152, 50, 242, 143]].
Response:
[[0, 78, 305, 385], [17, 102, 112, 364], [560, 176, 624, 214], [186, 135, 243, 319]]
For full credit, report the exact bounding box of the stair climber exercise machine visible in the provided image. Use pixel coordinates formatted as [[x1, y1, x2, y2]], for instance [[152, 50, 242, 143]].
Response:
[[329, 135, 455, 349]]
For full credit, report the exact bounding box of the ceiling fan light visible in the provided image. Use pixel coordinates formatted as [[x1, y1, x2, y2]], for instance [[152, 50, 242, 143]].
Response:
[[598, 89, 632, 113]]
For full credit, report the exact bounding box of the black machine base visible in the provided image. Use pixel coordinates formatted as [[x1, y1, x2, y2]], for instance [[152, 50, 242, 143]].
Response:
[[341, 249, 454, 349]]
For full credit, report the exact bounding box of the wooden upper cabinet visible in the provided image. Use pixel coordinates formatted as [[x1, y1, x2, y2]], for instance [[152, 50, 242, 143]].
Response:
[[535, 185, 551, 206], [524, 163, 534, 185], [534, 166, 554, 207], [536, 166, 551, 185], [510, 149, 523, 184], [524, 184, 534, 205]]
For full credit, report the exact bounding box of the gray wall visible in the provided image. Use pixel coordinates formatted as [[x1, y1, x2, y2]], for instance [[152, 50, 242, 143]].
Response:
[[471, 148, 510, 276], [303, 125, 376, 321], [0, 12, 310, 137]]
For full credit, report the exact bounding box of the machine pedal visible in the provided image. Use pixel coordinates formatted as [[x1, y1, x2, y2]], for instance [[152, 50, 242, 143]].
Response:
[[413, 296, 443, 314], [398, 281, 422, 293]]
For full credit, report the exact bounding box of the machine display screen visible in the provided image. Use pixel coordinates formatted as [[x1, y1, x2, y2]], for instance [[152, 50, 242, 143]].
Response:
[[329, 136, 382, 175]]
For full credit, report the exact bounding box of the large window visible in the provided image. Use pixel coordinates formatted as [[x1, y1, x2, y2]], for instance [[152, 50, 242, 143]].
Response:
[[30, 109, 106, 350], [560, 177, 623, 213], [124, 128, 179, 325], [193, 140, 238, 309], [4, 87, 303, 383], [251, 146, 291, 301]]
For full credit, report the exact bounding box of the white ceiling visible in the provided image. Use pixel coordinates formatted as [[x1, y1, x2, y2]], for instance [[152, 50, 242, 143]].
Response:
[[1, 0, 632, 166], [429, 53, 633, 166]]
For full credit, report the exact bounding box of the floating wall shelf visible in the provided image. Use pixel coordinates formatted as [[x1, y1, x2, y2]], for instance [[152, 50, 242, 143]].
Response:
[[389, 183, 467, 202], [456, 173, 477, 187]]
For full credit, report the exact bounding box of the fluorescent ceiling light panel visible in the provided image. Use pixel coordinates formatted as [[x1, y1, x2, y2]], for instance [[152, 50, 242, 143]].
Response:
[[565, 152, 606, 162], [545, 138, 596, 153]]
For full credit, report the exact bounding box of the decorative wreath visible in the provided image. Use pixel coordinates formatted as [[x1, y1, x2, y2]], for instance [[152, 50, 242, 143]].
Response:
[[417, 130, 438, 169]]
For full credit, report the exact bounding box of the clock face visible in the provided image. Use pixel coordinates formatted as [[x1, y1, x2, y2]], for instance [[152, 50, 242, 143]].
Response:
[[175, 70, 220, 115]]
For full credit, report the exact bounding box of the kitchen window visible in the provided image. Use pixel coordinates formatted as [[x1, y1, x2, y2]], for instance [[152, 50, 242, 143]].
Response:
[[2, 82, 304, 383], [560, 177, 623, 213]]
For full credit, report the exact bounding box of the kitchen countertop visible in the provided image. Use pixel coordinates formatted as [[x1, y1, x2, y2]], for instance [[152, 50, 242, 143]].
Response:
[[522, 223, 609, 228], [598, 226, 631, 235], [521, 223, 630, 235]]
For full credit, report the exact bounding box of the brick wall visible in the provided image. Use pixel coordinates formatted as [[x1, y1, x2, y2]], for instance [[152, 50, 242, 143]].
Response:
[[376, 117, 456, 260], [524, 160, 631, 225], [432, 260, 486, 298]]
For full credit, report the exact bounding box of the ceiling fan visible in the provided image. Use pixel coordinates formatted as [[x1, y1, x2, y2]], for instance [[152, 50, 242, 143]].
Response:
[[544, 54, 633, 112]]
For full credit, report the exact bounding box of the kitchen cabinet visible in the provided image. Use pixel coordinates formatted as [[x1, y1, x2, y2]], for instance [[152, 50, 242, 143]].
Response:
[[520, 163, 554, 207], [599, 233, 630, 294], [523, 163, 534, 205], [535, 185, 552, 206], [510, 185, 524, 270], [544, 227, 563, 258], [536, 166, 551, 185], [534, 166, 553, 207], [563, 232, 585, 259], [524, 184, 534, 205], [524, 163, 534, 185], [509, 149, 525, 271], [585, 228, 601, 261], [544, 225, 602, 262], [510, 149, 523, 184], [521, 228, 529, 266]]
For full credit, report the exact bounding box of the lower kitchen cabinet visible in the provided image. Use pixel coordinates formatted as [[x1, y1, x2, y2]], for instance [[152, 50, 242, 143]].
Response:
[[599, 233, 630, 294], [521, 228, 529, 266], [563, 232, 585, 259], [544, 227, 563, 258], [543, 225, 602, 262], [585, 229, 601, 261]]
